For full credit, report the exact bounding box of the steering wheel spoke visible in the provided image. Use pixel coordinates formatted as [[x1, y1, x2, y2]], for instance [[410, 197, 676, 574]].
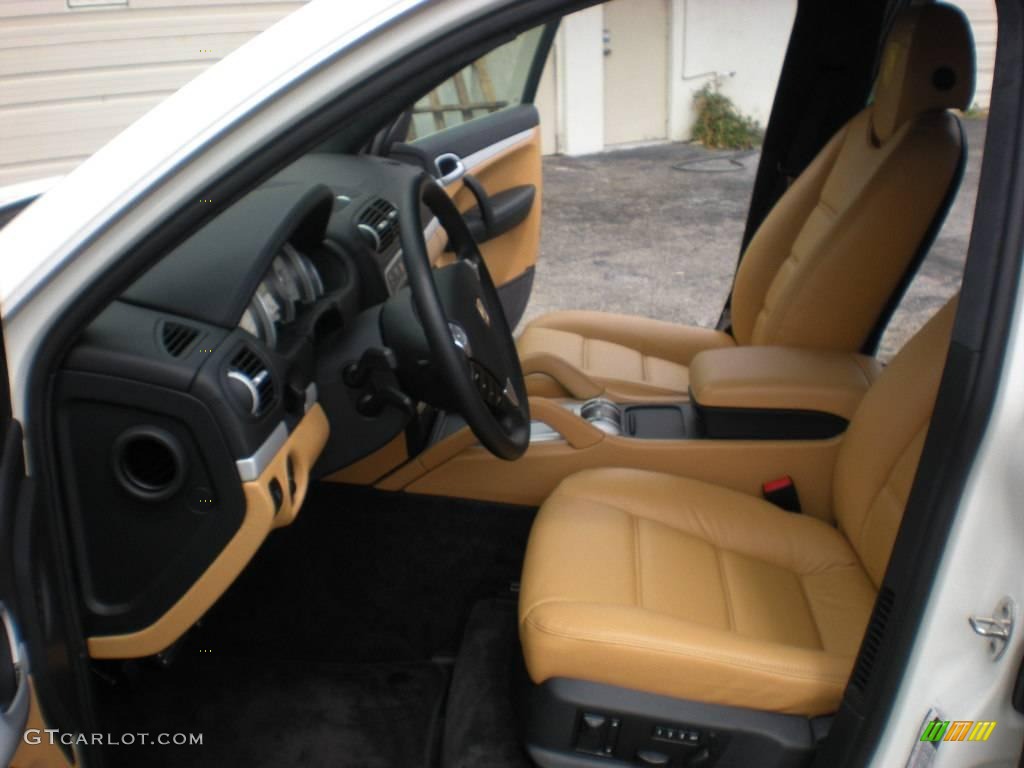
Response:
[[380, 172, 530, 460]]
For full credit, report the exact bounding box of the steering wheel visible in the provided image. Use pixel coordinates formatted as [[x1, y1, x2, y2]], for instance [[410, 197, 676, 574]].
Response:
[[380, 172, 530, 460]]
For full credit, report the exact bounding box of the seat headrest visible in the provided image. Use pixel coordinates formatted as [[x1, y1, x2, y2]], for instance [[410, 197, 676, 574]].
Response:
[[871, 3, 976, 143]]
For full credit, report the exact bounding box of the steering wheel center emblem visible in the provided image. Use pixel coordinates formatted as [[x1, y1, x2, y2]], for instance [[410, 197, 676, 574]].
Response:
[[449, 322, 472, 356], [475, 297, 491, 327]]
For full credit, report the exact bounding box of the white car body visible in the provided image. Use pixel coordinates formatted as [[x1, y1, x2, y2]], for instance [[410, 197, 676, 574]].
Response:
[[0, 1, 1021, 766]]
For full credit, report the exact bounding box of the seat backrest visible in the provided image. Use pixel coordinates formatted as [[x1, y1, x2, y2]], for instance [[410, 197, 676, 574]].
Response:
[[730, 4, 974, 352], [833, 296, 958, 587]]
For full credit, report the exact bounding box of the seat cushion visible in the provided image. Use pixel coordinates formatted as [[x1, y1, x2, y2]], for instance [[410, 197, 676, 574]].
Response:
[[517, 310, 735, 399], [519, 468, 876, 716]]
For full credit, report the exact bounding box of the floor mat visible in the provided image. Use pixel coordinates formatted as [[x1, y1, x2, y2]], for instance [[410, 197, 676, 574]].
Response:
[[190, 484, 536, 663], [442, 599, 533, 768], [99, 657, 448, 768]]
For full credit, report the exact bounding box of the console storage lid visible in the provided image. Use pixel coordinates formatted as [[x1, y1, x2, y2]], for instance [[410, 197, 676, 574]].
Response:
[[689, 346, 881, 434]]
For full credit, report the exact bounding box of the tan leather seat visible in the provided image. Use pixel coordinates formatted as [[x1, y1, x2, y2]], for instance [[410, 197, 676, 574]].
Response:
[[519, 297, 958, 716], [519, 4, 974, 401]]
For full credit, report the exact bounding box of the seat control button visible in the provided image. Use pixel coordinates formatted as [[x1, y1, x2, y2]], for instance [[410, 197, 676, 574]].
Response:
[[636, 750, 670, 766], [575, 712, 608, 755]]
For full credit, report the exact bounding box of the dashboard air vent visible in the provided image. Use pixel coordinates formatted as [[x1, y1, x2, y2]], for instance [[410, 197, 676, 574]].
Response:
[[228, 346, 275, 417], [160, 321, 199, 357], [357, 197, 399, 253]]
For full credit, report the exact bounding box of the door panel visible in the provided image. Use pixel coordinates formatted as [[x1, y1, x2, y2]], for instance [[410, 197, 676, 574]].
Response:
[[414, 106, 543, 328], [401, 21, 557, 329], [0, 329, 86, 765]]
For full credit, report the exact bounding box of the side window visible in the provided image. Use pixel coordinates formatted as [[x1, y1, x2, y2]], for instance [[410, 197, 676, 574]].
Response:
[[408, 27, 547, 141]]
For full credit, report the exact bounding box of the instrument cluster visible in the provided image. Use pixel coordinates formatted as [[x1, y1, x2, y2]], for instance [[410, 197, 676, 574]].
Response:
[[237, 243, 325, 349]]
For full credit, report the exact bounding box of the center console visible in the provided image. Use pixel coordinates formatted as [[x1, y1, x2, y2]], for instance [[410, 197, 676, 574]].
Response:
[[336, 346, 881, 521], [531, 398, 700, 442], [530, 344, 879, 446]]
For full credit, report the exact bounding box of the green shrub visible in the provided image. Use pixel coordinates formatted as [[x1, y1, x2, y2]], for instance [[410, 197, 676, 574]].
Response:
[[692, 81, 763, 150]]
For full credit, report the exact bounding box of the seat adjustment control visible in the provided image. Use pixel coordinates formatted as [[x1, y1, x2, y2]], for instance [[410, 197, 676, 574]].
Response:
[[574, 711, 620, 757]]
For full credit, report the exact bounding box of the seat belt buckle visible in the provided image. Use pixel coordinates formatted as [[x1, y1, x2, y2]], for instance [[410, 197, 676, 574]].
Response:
[[762, 475, 801, 513]]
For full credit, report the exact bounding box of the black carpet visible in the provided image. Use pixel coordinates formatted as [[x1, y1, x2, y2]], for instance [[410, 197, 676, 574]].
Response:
[[93, 484, 539, 767], [442, 599, 533, 768], [189, 483, 537, 663], [99, 655, 448, 768]]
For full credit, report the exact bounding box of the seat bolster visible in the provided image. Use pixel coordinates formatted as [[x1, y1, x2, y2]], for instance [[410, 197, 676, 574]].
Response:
[[523, 310, 736, 364], [521, 602, 854, 717]]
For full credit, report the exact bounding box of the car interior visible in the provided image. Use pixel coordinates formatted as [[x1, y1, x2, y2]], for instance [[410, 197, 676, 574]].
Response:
[[11, 1, 1010, 767]]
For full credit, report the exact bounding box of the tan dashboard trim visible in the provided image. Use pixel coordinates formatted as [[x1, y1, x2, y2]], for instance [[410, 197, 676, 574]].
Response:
[[528, 398, 604, 449], [520, 353, 604, 402], [325, 432, 408, 485], [86, 405, 329, 659], [378, 403, 842, 520]]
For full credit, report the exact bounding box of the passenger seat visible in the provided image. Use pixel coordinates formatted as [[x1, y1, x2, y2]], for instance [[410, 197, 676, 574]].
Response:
[[518, 3, 975, 401]]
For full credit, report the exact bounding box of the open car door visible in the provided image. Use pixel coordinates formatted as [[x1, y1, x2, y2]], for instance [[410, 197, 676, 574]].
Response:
[[394, 22, 557, 329], [1, 324, 86, 768]]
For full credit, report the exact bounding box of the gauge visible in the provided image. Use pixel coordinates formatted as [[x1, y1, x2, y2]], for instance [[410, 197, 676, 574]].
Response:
[[238, 306, 261, 340], [251, 283, 280, 349], [282, 243, 325, 303], [271, 254, 301, 305], [268, 257, 298, 323]]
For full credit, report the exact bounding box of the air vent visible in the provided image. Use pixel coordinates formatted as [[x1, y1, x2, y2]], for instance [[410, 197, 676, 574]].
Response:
[[113, 427, 186, 502], [228, 346, 275, 417], [849, 586, 895, 693], [160, 321, 199, 357], [357, 197, 399, 253]]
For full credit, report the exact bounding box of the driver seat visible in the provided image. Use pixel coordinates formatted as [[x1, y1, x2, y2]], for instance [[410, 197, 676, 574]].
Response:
[[518, 4, 974, 401], [519, 296, 957, 717]]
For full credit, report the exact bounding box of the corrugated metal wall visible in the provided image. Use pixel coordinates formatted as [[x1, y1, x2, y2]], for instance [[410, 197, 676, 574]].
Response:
[[0, 0, 307, 187]]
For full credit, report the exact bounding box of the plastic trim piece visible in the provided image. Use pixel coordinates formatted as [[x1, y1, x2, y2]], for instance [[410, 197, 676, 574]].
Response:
[[524, 678, 821, 768], [235, 421, 288, 482]]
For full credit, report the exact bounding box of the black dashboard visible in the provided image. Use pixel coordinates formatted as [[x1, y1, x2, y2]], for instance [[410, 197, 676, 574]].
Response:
[[57, 153, 433, 640]]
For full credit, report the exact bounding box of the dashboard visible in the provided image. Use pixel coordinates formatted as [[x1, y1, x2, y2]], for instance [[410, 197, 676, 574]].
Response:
[[57, 153, 431, 646]]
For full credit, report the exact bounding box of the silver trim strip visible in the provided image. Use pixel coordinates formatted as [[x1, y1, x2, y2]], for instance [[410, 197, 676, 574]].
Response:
[[304, 382, 318, 413], [235, 421, 288, 482], [0, 600, 29, 766], [461, 127, 536, 174], [529, 402, 584, 444]]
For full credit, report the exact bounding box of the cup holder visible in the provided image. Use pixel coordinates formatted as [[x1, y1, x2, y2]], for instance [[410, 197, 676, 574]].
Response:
[[580, 398, 624, 436], [113, 426, 187, 502]]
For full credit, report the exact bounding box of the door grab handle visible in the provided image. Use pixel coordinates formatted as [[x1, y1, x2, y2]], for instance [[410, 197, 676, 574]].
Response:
[[435, 153, 466, 186]]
